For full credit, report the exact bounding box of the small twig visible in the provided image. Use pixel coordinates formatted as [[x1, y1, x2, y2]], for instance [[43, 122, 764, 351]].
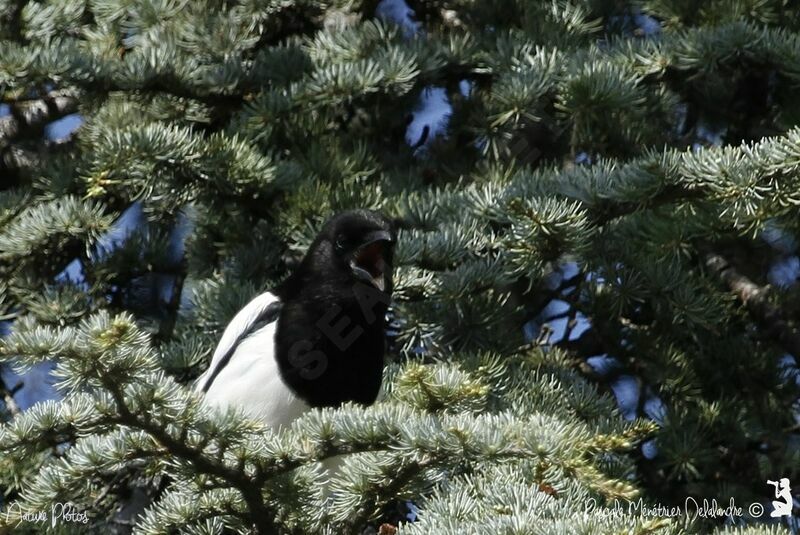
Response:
[[93, 470, 126, 508], [157, 259, 187, 341], [534, 323, 554, 346], [0, 375, 22, 418], [410, 125, 430, 150]]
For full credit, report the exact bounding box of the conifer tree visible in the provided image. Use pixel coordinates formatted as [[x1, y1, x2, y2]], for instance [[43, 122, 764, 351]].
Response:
[[0, 0, 798, 533]]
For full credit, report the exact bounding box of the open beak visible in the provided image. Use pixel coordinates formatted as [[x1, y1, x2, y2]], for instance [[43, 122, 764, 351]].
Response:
[[350, 230, 393, 292]]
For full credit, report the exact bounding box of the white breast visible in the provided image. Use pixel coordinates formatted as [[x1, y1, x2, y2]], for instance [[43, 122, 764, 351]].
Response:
[[196, 292, 310, 430]]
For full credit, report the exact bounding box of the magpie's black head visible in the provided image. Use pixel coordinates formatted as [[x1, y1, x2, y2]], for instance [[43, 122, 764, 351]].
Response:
[[298, 209, 396, 295]]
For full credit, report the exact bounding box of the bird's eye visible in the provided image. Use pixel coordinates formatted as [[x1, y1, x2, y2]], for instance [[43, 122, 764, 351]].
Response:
[[334, 236, 347, 253]]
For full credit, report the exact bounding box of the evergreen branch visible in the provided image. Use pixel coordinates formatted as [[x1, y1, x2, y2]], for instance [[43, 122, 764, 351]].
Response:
[[0, 0, 25, 41], [3, 2, 800, 532], [705, 251, 800, 357], [84, 78, 246, 112], [0, 196, 114, 288], [0, 395, 116, 460], [135, 487, 249, 534], [0, 145, 39, 177], [330, 455, 434, 530], [0, 138, 75, 181], [103, 384, 278, 534]]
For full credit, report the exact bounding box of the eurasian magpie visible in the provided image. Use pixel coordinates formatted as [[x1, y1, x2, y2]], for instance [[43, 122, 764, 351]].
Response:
[[196, 209, 396, 432]]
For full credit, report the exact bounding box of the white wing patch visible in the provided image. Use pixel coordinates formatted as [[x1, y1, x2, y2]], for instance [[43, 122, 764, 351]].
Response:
[[195, 291, 310, 430], [198, 291, 281, 387]]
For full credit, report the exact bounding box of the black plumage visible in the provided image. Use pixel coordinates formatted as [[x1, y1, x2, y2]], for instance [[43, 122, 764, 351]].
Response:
[[196, 209, 396, 429]]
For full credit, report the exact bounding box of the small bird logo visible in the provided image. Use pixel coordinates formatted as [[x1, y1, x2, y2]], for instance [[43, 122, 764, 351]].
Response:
[[195, 209, 396, 431]]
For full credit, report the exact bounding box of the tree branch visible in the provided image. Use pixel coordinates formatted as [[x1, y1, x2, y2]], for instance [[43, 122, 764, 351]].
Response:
[[705, 251, 800, 357], [106, 386, 278, 534], [156, 260, 187, 341], [1, 145, 40, 175]]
